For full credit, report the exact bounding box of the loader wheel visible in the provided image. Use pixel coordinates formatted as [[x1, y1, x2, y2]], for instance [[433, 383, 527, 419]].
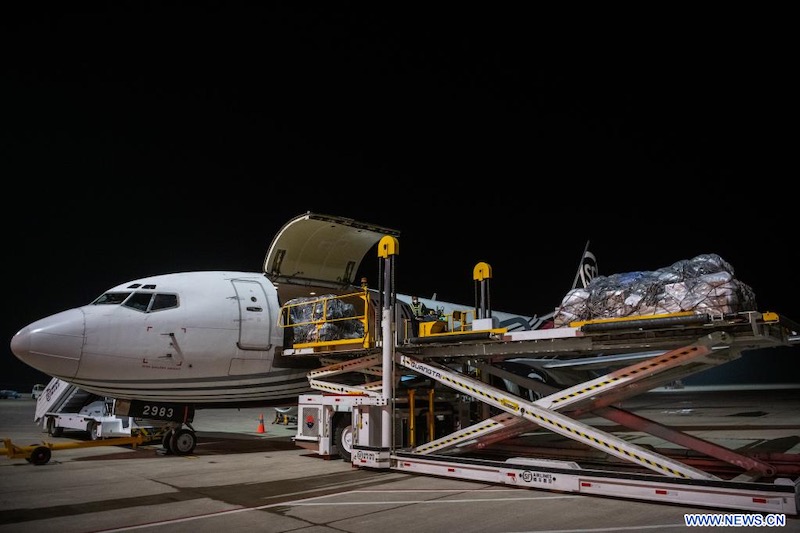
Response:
[[87, 421, 100, 441], [334, 418, 353, 463], [30, 446, 52, 465], [46, 417, 63, 437]]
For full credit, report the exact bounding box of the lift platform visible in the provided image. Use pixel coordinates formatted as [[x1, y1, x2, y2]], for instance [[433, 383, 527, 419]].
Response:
[[300, 310, 799, 514], [294, 241, 800, 516]]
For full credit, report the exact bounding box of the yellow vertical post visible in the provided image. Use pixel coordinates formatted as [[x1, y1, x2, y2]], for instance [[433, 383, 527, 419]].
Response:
[[473, 261, 493, 320], [473, 262, 493, 420], [378, 236, 400, 460]]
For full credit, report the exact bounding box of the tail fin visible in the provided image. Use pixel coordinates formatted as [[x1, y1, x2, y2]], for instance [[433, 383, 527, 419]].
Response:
[[570, 240, 598, 290], [501, 242, 599, 332], [514, 242, 598, 331]]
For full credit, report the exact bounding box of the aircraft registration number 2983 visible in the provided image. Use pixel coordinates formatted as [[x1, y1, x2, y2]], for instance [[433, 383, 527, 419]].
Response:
[[120, 400, 195, 423]]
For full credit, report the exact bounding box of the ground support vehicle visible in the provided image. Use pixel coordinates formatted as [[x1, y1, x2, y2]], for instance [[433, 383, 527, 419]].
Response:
[[292, 244, 800, 515], [43, 397, 154, 441], [33, 378, 171, 450], [31, 384, 44, 399]]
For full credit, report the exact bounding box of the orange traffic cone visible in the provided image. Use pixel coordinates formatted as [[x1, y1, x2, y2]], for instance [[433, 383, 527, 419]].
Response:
[[256, 413, 265, 434]]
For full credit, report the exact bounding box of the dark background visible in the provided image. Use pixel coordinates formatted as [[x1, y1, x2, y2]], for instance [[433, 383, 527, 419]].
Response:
[[3, 6, 797, 391]]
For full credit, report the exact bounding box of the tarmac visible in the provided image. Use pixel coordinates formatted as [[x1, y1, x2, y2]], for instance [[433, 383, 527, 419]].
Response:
[[1, 388, 799, 533]]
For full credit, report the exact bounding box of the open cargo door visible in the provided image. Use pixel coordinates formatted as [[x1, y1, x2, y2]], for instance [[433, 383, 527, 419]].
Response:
[[263, 212, 400, 301]]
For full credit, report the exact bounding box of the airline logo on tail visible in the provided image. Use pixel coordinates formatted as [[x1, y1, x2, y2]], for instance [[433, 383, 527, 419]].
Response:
[[571, 241, 598, 291], [578, 250, 598, 289]]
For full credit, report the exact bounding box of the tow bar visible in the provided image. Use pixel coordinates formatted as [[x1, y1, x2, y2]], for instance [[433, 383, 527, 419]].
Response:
[[1, 434, 152, 465]]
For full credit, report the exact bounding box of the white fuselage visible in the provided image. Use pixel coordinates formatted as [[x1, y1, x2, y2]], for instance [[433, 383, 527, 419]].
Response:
[[11, 271, 313, 405]]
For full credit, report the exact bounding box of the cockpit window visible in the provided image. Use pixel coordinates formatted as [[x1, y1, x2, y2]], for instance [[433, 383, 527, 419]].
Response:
[[92, 291, 178, 313], [124, 292, 153, 312], [92, 292, 131, 305], [151, 293, 178, 311], [122, 292, 179, 313]]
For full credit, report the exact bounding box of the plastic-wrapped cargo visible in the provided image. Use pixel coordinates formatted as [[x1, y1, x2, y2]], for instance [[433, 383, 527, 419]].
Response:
[[553, 254, 757, 327], [286, 295, 365, 342]]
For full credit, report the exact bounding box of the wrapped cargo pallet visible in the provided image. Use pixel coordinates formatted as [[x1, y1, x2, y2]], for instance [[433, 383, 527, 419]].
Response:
[[554, 253, 757, 327], [286, 295, 365, 342]]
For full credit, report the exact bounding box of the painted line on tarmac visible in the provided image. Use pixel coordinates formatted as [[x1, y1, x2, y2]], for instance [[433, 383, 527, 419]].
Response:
[[97, 481, 581, 532]]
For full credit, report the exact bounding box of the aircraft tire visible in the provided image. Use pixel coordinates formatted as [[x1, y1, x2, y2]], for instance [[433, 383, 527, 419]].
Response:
[[162, 429, 175, 454], [30, 446, 52, 465], [170, 428, 197, 455], [333, 418, 353, 463]]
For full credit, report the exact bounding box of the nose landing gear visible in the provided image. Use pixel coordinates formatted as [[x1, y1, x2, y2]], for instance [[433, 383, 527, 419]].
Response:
[[161, 425, 197, 455]]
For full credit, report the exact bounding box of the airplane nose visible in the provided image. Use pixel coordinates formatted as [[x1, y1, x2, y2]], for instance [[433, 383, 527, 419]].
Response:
[[10, 308, 85, 378]]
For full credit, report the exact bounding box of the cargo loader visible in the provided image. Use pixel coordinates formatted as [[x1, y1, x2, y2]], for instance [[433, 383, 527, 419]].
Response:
[[289, 237, 800, 515]]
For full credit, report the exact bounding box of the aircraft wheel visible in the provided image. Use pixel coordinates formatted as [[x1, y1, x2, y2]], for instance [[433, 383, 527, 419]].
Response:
[[46, 417, 63, 437], [87, 421, 100, 441], [333, 418, 353, 463], [170, 428, 197, 455], [30, 446, 52, 465], [162, 429, 175, 454]]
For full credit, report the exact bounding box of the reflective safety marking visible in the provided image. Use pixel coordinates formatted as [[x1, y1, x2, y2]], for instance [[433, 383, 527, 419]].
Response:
[[308, 355, 382, 378], [550, 346, 702, 406], [309, 380, 380, 395], [415, 420, 501, 453], [500, 399, 519, 410], [522, 407, 690, 478], [441, 375, 508, 406], [312, 382, 359, 394], [550, 378, 622, 405]]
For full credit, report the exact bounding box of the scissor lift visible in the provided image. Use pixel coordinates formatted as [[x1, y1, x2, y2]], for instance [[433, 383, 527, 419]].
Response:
[[295, 240, 799, 514], [299, 311, 798, 514], [400, 332, 798, 509]]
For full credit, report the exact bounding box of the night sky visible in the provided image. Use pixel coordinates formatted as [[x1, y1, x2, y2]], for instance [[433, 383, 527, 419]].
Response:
[[4, 6, 797, 390]]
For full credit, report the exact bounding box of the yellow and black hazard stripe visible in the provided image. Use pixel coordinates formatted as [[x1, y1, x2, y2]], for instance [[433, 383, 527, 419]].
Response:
[[416, 420, 502, 453], [551, 345, 704, 406], [519, 406, 690, 478]]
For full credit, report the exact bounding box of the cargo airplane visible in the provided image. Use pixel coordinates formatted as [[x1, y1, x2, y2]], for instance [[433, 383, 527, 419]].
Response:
[[10, 212, 597, 455]]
